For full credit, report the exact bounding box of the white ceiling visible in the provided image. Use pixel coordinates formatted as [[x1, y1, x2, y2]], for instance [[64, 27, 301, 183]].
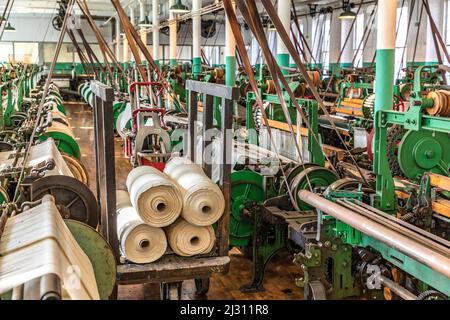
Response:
[[4, 0, 345, 17]]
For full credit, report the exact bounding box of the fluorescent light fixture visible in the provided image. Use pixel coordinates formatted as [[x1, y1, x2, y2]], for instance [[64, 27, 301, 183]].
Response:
[[169, 0, 190, 14], [4, 22, 16, 32], [138, 16, 152, 27], [339, 1, 356, 20]]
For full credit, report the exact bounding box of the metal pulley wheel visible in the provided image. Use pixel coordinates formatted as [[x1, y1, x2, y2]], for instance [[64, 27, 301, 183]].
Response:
[[230, 170, 265, 247], [10, 112, 28, 127], [425, 90, 450, 116], [0, 129, 22, 151], [62, 153, 89, 186], [304, 280, 327, 300], [65, 220, 116, 300], [31, 175, 99, 227], [290, 166, 338, 211], [398, 130, 450, 180]]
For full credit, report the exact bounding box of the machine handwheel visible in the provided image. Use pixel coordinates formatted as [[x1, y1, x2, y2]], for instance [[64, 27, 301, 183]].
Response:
[[32, 175, 99, 227]]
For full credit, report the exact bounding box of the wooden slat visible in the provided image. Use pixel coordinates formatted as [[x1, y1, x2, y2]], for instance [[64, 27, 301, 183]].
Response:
[[433, 199, 450, 218], [429, 173, 450, 191], [117, 255, 230, 285]]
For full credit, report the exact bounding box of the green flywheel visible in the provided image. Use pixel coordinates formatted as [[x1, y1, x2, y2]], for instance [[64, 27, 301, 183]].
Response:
[[65, 220, 117, 300], [398, 130, 450, 180], [39, 132, 81, 160], [230, 170, 265, 247], [112, 102, 126, 130], [290, 166, 339, 211]]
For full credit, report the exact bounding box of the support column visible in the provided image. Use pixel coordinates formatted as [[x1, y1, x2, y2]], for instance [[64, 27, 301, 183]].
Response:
[[407, 0, 427, 67], [115, 17, 121, 62], [302, 16, 313, 66], [169, 0, 177, 66], [123, 35, 129, 63], [277, 0, 290, 73], [373, 0, 396, 212], [192, 0, 202, 78], [363, 4, 377, 68], [139, 0, 147, 62], [225, 0, 236, 86], [425, 0, 444, 64], [329, 10, 342, 74], [152, 0, 160, 68], [340, 18, 354, 69]]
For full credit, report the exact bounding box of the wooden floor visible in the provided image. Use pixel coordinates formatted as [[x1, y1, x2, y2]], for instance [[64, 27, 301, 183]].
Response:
[[66, 102, 304, 300]]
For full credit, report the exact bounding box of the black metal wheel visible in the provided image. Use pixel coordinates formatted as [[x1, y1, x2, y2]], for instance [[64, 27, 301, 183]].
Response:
[[31, 175, 99, 227]]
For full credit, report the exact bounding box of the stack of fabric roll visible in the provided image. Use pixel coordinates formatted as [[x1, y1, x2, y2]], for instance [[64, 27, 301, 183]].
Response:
[[117, 160, 225, 263], [164, 157, 225, 257]]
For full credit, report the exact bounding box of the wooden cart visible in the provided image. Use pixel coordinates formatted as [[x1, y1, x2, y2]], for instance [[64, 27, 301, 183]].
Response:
[[91, 79, 238, 299]]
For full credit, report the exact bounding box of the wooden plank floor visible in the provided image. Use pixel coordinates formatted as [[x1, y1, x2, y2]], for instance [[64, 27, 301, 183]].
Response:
[[66, 102, 304, 300]]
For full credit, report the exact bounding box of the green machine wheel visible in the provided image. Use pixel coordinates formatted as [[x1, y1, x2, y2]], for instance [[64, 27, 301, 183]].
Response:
[[290, 166, 339, 211], [65, 220, 117, 300], [230, 170, 265, 247], [45, 96, 65, 114], [112, 101, 126, 131], [398, 130, 450, 180], [40, 133, 81, 160], [0, 186, 10, 205]]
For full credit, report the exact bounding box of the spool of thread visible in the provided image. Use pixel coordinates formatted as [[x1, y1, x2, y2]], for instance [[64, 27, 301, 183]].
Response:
[[116, 190, 167, 264], [164, 157, 225, 226], [166, 218, 215, 257], [126, 166, 182, 227]]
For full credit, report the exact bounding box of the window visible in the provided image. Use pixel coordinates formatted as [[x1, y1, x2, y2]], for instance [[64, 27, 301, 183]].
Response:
[[353, 13, 364, 68], [445, 0, 450, 62], [14, 43, 39, 64], [321, 16, 331, 72], [395, 5, 408, 79], [0, 42, 13, 63]]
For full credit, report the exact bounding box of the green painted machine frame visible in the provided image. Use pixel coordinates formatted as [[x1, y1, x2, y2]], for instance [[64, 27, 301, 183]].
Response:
[[245, 89, 325, 167]]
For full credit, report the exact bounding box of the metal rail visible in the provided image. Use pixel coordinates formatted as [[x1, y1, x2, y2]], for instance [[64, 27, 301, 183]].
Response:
[[298, 190, 450, 279]]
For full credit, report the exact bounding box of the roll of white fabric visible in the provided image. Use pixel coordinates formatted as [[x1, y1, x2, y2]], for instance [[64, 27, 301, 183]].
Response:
[[166, 218, 215, 257], [126, 166, 182, 227], [116, 190, 167, 264], [164, 157, 225, 226]]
